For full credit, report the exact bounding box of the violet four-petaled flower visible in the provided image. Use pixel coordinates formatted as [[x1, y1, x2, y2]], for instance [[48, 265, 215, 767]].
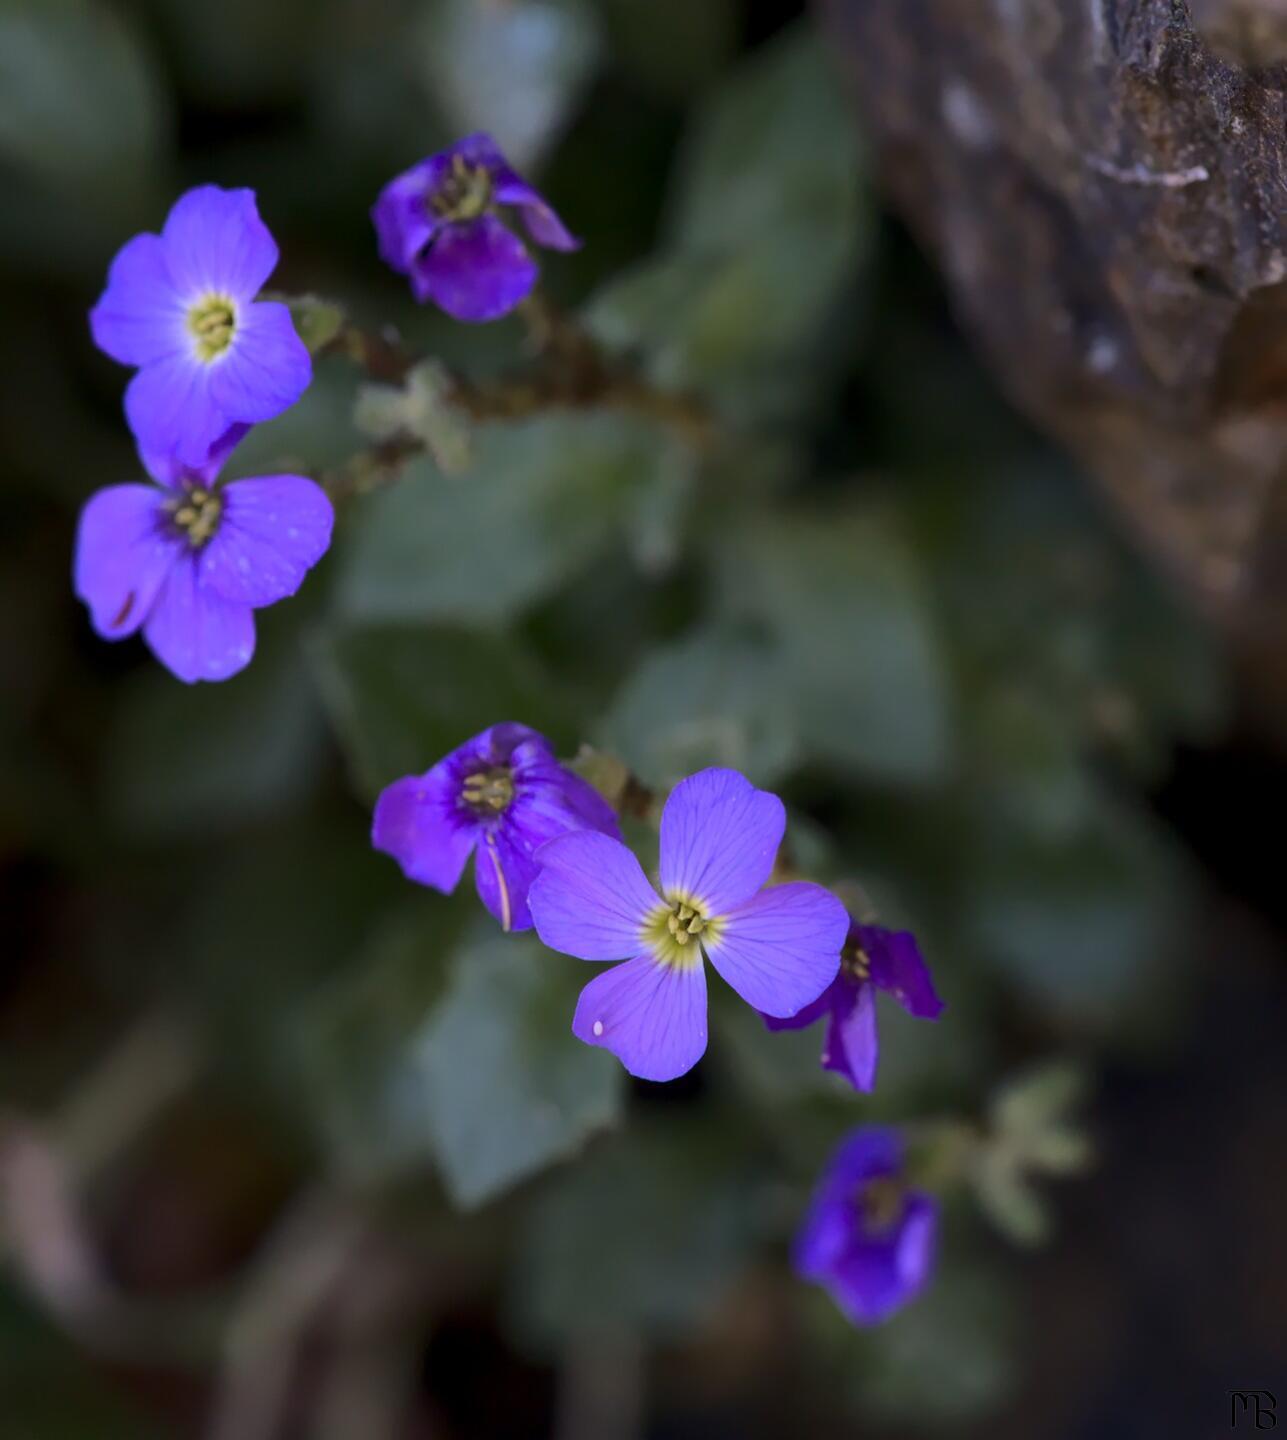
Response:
[[794, 1126, 938, 1326], [90, 185, 312, 468], [372, 132, 579, 322], [764, 918, 943, 1091], [529, 768, 848, 1083], [372, 723, 622, 933], [74, 425, 333, 684]]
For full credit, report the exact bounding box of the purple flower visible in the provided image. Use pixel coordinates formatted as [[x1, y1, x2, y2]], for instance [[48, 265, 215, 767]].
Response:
[[529, 768, 848, 1083], [372, 724, 622, 933], [764, 919, 943, 1092], [73, 424, 333, 684], [794, 1127, 938, 1326], [372, 133, 579, 323], [90, 185, 312, 469]]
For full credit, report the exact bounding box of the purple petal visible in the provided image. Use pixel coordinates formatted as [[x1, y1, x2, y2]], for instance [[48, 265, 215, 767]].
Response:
[[861, 926, 944, 1020], [207, 301, 312, 425], [704, 881, 846, 1019], [474, 828, 540, 932], [411, 216, 538, 322], [89, 233, 185, 367], [124, 353, 226, 469], [142, 422, 250, 491], [658, 768, 785, 915], [572, 954, 708, 1082], [822, 982, 878, 1092], [142, 555, 256, 683], [73, 484, 177, 638], [372, 164, 440, 273], [826, 1195, 938, 1325], [762, 981, 838, 1033], [200, 475, 333, 607], [529, 831, 659, 960], [510, 740, 622, 840], [372, 772, 476, 894], [161, 186, 278, 302]]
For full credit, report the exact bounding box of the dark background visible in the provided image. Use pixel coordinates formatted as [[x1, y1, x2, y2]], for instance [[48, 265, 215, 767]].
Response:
[[1, 0, 1284, 1435]]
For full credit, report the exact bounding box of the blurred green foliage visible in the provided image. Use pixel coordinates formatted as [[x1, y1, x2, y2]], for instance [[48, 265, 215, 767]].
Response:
[[0, 0, 1225, 1433]]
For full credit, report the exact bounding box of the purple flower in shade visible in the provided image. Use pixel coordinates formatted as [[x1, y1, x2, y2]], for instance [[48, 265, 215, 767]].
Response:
[[73, 424, 333, 684], [529, 768, 849, 1083], [371, 724, 623, 933], [764, 918, 943, 1092], [794, 1126, 938, 1326], [90, 186, 311, 469], [372, 132, 579, 323]]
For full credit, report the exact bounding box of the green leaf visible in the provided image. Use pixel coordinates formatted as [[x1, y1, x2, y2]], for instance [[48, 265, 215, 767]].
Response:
[[714, 509, 951, 780], [308, 623, 575, 798], [104, 625, 325, 838], [599, 626, 800, 788], [0, 0, 167, 195], [354, 361, 473, 475], [507, 1121, 762, 1350], [336, 414, 689, 626], [419, 0, 602, 168], [414, 928, 623, 1208]]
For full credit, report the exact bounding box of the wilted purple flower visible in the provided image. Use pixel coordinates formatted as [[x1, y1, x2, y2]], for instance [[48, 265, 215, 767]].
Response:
[[795, 1127, 938, 1326], [90, 186, 311, 468], [764, 919, 943, 1092], [530, 768, 848, 1083], [372, 724, 621, 933], [372, 133, 579, 322], [74, 424, 333, 684]]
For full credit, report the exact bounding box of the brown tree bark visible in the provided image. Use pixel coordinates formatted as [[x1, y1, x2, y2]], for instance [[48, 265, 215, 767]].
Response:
[[818, 0, 1287, 710]]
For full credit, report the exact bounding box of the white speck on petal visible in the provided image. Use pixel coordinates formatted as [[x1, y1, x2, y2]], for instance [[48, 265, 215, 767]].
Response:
[[288, 527, 299, 539], [592, 1020, 604, 1037], [238, 556, 250, 573]]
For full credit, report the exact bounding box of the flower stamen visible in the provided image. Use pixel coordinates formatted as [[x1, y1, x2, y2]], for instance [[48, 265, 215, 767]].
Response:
[[187, 294, 237, 362], [858, 1176, 905, 1234], [168, 486, 223, 548], [461, 765, 515, 816], [841, 940, 872, 983], [429, 154, 493, 223]]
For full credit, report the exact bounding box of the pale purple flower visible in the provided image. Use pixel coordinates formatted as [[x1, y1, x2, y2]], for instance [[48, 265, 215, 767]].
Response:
[[73, 424, 333, 684], [90, 185, 312, 468], [764, 919, 943, 1091], [372, 724, 621, 933], [529, 768, 848, 1083], [372, 133, 579, 322], [794, 1127, 938, 1325]]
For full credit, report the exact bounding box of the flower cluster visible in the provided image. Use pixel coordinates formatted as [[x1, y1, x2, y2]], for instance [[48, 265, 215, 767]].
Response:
[[375, 726, 946, 1323], [80, 186, 331, 683], [79, 138, 955, 1331]]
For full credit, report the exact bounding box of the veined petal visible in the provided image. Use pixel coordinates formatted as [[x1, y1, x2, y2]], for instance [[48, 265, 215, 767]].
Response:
[[207, 301, 311, 425], [200, 474, 333, 607], [762, 982, 837, 1033], [372, 771, 476, 894], [572, 953, 708, 1082], [124, 354, 226, 469], [142, 422, 250, 490], [161, 186, 278, 301], [142, 556, 255, 683], [411, 216, 538, 322], [822, 982, 878, 1092], [73, 484, 177, 638], [659, 768, 785, 914], [89, 233, 186, 366], [863, 926, 944, 1020], [704, 881, 846, 1018], [474, 828, 540, 933], [529, 831, 659, 960]]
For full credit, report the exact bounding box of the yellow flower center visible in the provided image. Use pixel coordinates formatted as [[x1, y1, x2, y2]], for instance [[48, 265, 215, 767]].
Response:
[[643, 895, 720, 970], [169, 486, 223, 548], [187, 294, 237, 362], [429, 154, 493, 223], [460, 765, 514, 816], [841, 941, 872, 983]]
